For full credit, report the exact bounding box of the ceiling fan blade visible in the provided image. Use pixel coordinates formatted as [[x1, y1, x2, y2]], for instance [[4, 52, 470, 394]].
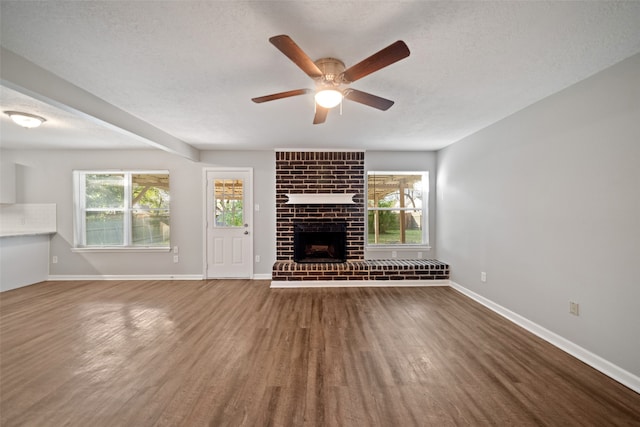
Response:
[[269, 35, 323, 79], [252, 89, 311, 103], [313, 105, 329, 124], [344, 89, 395, 111], [340, 40, 410, 83]]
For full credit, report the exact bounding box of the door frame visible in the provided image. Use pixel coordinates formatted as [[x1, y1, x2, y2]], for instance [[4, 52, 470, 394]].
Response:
[[202, 167, 254, 279]]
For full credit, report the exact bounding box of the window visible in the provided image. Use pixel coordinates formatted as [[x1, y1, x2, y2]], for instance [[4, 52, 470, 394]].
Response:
[[367, 171, 428, 246], [214, 179, 244, 227], [73, 171, 170, 250]]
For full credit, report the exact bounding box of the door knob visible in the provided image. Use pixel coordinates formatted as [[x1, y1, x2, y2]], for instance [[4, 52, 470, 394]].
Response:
[[244, 231, 249, 235]]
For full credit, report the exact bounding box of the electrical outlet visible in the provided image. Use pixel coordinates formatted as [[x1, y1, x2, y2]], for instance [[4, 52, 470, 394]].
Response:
[[481, 272, 487, 282], [417, 251, 423, 258], [569, 301, 580, 316], [391, 251, 397, 258], [173, 255, 179, 263], [52, 256, 58, 264], [255, 255, 261, 263]]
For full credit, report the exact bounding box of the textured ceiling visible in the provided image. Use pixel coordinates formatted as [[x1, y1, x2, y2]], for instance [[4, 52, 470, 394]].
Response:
[[1, 1, 640, 155]]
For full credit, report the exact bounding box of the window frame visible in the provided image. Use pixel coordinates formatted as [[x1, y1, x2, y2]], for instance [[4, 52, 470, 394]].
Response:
[[366, 171, 430, 249], [72, 170, 171, 252]]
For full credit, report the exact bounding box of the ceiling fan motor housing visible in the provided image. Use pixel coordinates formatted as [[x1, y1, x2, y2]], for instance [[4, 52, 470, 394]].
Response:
[[314, 58, 346, 86]]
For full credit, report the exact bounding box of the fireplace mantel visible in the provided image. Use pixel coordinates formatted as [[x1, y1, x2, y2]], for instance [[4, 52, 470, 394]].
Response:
[[285, 193, 356, 204]]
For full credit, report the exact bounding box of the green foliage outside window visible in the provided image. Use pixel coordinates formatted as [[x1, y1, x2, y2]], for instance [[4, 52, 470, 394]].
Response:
[[85, 174, 124, 208], [367, 199, 396, 233], [216, 200, 244, 227]]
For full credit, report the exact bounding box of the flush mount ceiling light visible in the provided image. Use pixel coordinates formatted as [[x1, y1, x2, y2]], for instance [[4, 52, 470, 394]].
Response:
[[4, 111, 47, 128], [314, 89, 343, 109]]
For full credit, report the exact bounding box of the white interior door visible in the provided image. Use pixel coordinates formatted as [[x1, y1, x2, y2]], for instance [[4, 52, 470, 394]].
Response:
[[205, 169, 253, 278]]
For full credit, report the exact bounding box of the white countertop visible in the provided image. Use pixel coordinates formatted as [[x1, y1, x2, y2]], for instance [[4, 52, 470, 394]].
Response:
[[0, 230, 56, 238]]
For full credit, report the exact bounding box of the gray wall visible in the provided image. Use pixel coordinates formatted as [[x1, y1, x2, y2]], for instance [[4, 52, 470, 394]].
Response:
[[365, 151, 437, 259], [2, 147, 441, 277], [436, 53, 640, 376], [1, 149, 276, 277], [199, 150, 276, 276]]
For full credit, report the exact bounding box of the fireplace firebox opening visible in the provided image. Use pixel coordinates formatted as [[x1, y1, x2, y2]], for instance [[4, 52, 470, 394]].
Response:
[[294, 222, 347, 263]]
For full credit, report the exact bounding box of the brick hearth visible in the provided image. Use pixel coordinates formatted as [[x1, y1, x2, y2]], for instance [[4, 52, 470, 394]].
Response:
[[272, 259, 449, 281]]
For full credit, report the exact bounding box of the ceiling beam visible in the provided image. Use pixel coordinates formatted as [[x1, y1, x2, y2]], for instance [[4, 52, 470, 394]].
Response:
[[0, 47, 200, 162]]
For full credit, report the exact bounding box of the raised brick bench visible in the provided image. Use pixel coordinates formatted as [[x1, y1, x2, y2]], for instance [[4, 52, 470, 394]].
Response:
[[271, 259, 449, 282]]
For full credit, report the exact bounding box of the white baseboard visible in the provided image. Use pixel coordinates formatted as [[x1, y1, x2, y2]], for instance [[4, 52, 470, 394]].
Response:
[[450, 281, 640, 394], [270, 279, 449, 288], [48, 274, 203, 281], [48, 274, 271, 281]]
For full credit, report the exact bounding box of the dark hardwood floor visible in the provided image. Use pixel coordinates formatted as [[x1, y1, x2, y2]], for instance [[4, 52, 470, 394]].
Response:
[[1, 280, 639, 426]]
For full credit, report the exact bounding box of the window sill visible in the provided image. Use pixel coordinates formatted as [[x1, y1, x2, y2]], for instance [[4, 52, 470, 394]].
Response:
[[366, 245, 432, 252], [71, 247, 171, 253]]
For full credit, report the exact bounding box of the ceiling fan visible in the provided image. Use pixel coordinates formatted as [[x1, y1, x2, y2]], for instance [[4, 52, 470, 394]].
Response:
[[252, 35, 410, 124]]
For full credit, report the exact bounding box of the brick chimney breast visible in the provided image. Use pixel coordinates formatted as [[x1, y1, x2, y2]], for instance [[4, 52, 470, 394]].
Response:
[[275, 151, 365, 262]]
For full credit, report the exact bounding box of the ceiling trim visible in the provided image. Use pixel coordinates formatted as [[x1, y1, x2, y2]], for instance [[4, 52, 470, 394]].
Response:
[[0, 47, 200, 161]]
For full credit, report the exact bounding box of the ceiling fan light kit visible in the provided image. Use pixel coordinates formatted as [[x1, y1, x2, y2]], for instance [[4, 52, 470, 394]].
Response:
[[252, 35, 410, 124], [315, 89, 343, 109]]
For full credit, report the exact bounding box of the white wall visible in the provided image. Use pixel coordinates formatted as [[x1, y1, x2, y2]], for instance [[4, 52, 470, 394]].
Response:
[[0, 158, 16, 203], [436, 53, 640, 376], [0, 149, 276, 278], [365, 151, 437, 259]]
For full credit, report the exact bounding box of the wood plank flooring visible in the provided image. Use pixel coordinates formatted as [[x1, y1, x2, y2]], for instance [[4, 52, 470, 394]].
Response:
[[1, 280, 639, 426]]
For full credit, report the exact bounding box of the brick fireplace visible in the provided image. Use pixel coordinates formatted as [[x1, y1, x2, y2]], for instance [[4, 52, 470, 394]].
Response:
[[272, 150, 449, 285], [275, 150, 365, 262]]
